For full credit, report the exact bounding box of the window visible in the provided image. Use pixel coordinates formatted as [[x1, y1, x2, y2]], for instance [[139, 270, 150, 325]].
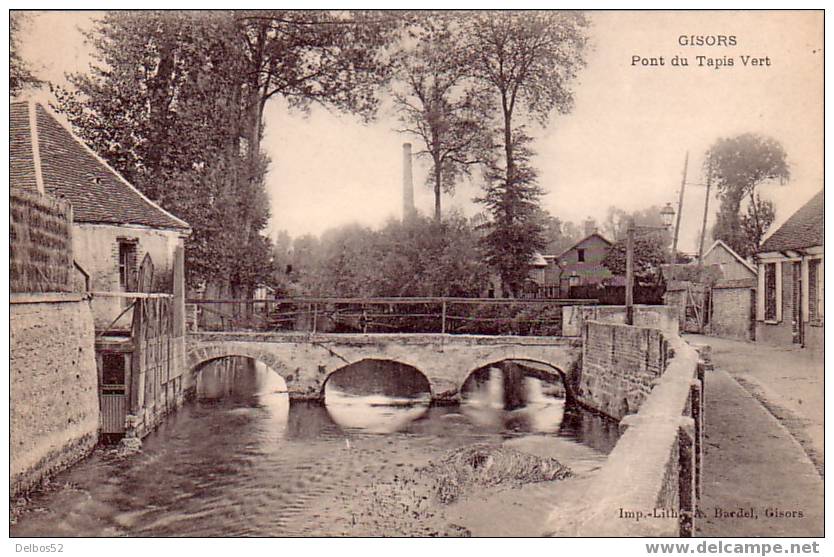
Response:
[[118, 240, 137, 291], [764, 263, 777, 321], [577, 248, 586, 262], [101, 353, 126, 385], [809, 259, 822, 322]]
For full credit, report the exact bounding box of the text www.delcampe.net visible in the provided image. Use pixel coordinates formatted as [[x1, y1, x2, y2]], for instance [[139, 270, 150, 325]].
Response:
[[645, 541, 821, 556]]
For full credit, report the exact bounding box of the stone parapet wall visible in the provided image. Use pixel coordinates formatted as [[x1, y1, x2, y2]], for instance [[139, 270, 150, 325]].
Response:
[[574, 321, 668, 420], [11, 295, 99, 496], [562, 304, 679, 337], [548, 330, 707, 537]]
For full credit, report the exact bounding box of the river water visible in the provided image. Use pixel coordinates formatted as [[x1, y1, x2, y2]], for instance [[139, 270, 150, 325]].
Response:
[[11, 360, 619, 537]]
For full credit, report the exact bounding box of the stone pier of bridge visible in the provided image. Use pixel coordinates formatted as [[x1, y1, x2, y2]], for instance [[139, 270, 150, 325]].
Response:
[[186, 332, 582, 402]]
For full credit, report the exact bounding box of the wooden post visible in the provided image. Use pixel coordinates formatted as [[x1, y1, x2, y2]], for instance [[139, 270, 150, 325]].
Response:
[[671, 151, 688, 264], [626, 218, 635, 325], [678, 418, 696, 537], [312, 302, 318, 334], [698, 158, 712, 267], [441, 299, 447, 334]]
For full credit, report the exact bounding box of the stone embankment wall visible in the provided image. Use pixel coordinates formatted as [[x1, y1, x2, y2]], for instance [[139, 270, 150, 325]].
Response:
[[573, 321, 669, 420], [11, 294, 99, 496], [548, 321, 707, 537]]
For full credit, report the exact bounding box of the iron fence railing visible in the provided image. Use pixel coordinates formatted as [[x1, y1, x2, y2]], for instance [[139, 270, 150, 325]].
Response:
[[185, 297, 598, 336]]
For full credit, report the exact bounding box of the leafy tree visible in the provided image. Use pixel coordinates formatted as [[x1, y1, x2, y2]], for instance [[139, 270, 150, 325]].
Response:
[[476, 128, 546, 295], [740, 193, 776, 256], [602, 231, 668, 283], [52, 10, 397, 296], [705, 133, 790, 257], [10, 12, 43, 96], [52, 12, 260, 293], [283, 214, 489, 298], [466, 11, 590, 296], [392, 14, 488, 221]]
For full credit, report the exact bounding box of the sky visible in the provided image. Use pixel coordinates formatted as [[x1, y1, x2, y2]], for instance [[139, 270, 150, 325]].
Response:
[[17, 10, 823, 254]]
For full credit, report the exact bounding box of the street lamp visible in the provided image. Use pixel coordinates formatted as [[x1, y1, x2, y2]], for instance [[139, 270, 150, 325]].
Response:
[[625, 204, 675, 325], [660, 202, 676, 228]]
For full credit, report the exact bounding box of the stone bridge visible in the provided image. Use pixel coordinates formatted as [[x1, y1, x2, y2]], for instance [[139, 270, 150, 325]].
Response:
[[186, 332, 581, 402]]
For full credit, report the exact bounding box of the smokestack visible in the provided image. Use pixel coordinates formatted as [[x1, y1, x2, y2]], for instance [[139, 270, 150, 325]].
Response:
[[584, 217, 596, 237], [402, 142, 415, 222]]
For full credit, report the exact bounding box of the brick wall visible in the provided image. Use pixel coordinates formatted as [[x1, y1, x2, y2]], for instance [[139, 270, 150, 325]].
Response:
[[576, 321, 668, 420], [11, 296, 99, 496], [710, 286, 754, 341]]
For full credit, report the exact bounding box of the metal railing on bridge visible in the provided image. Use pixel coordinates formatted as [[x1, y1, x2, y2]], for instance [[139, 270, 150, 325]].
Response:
[[185, 297, 598, 337]]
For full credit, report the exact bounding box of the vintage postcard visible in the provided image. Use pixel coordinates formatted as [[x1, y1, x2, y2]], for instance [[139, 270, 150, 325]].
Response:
[[8, 7, 824, 547]]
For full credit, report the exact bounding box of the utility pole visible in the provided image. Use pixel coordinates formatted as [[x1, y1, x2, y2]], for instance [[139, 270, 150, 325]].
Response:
[[698, 156, 713, 267], [625, 218, 635, 325], [671, 151, 688, 264]]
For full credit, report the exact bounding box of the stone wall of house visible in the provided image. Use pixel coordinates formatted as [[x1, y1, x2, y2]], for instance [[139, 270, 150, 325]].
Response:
[[11, 295, 99, 496], [72, 223, 184, 329], [562, 305, 678, 337], [709, 283, 755, 341], [574, 321, 668, 420]]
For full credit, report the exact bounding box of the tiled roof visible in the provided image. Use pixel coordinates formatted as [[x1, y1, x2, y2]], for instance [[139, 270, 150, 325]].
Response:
[[10, 103, 38, 192], [9, 100, 189, 231], [555, 232, 612, 259], [759, 190, 823, 253]]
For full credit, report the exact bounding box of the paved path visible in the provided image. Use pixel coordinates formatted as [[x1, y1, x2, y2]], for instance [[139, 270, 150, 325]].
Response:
[[696, 368, 823, 537], [687, 334, 823, 474]]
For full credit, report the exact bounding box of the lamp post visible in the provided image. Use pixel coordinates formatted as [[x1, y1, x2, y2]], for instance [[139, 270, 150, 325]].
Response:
[[625, 204, 676, 325]]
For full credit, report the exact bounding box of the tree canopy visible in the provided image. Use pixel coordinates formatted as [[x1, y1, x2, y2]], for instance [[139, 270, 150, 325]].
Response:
[[10, 12, 43, 96], [705, 133, 790, 257], [391, 14, 488, 221], [52, 10, 398, 295], [466, 11, 590, 296]]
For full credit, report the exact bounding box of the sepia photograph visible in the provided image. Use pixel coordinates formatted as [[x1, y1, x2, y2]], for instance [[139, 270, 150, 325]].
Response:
[[7, 6, 825, 545]]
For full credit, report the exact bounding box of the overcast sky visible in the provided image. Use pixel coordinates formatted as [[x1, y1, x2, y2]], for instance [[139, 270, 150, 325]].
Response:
[[19, 10, 823, 253]]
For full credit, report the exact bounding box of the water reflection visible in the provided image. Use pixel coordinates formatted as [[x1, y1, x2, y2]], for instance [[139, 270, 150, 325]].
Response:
[[11, 356, 621, 538], [324, 389, 430, 433]]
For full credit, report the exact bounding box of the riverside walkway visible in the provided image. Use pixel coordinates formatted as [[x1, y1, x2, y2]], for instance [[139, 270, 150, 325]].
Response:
[[697, 368, 823, 537]]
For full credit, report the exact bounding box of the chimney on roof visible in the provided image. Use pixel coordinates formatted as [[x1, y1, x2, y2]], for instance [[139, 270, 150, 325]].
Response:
[[584, 217, 596, 237], [402, 142, 415, 222]]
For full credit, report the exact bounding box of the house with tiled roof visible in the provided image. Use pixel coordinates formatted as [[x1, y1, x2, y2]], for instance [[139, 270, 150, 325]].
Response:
[[755, 190, 823, 350], [11, 99, 192, 440], [535, 231, 613, 298], [11, 100, 191, 329]]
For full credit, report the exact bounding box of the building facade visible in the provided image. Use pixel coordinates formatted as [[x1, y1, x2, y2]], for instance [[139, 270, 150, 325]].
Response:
[[11, 100, 192, 441], [755, 191, 823, 350]]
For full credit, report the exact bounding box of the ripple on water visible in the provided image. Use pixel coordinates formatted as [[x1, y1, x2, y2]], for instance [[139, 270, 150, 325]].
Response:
[[11, 373, 617, 537]]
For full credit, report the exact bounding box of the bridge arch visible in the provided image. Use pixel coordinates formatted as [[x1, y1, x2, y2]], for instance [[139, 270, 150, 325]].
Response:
[[187, 343, 297, 385], [320, 358, 433, 400], [460, 356, 573, 403]]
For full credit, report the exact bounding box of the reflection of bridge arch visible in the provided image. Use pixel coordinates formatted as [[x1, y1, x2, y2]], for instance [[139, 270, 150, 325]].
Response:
[[462, 358, 567, 386], [321, 358, 433, 400]]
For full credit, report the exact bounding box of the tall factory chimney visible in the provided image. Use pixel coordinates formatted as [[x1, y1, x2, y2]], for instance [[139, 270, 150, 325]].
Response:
[[402, 142, 415, 222]]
